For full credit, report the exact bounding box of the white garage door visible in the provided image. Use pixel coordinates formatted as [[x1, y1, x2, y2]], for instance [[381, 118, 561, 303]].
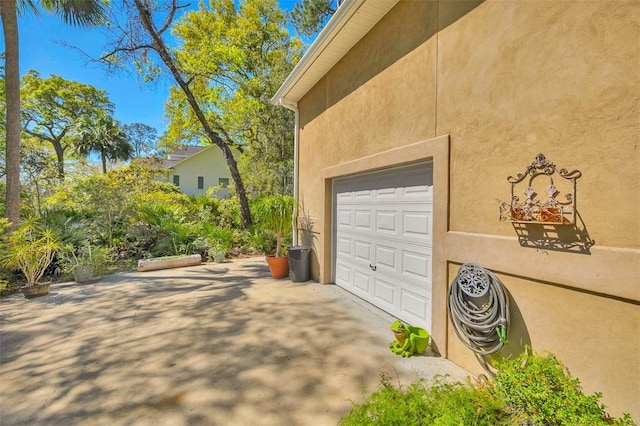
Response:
[[333, 162, 433, 330]]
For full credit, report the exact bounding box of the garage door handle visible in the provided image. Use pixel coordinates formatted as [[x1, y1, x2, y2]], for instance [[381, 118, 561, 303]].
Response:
[[369, 264, 377, 271]]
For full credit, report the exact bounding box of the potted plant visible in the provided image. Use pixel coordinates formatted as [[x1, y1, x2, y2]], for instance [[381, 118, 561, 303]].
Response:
[[67, 242, 96, 283], [255, 195, 295, 278], [297, 202, 314, 247], [209, 241, 229, 263], [0, 218, 62, 298]]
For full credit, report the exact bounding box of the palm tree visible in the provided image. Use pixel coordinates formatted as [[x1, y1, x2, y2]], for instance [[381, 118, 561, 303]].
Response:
[[0, 0, 104, 226], [75, 115, 133, 174]]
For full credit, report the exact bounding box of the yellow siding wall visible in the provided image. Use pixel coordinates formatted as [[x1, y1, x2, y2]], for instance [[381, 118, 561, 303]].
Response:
[[296, 0, 639, 419], [168, 147, 234, 196]]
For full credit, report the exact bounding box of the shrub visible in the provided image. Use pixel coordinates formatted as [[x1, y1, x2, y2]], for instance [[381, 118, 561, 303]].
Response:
[[492, 351, 636, 426], [340, 374, 508, 426], [341, 351, 636, 426], [0, 217, 62, 286]]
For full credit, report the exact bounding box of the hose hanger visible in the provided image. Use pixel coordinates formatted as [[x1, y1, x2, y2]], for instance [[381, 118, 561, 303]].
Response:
[[447, 263, 510, 375]]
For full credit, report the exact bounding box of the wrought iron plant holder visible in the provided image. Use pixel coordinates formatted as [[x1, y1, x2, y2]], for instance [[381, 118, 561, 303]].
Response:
[[499, 153, 582, 225]]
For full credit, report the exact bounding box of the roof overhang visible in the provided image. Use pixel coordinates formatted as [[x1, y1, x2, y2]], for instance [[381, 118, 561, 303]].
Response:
[[271, 0, 399, 108]]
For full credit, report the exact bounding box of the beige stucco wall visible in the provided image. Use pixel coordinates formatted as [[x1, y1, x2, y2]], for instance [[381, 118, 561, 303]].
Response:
[[437, 1, 639, 247], [295, 0, 639, 419], [168, 147, 234, 197]]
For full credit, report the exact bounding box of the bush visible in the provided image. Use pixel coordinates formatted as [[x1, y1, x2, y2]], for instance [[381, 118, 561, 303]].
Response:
[[341, 374, 508, 426], [341, 351, 636, 426], [0, 217, 62, 286], [492, 351, 636, 426]]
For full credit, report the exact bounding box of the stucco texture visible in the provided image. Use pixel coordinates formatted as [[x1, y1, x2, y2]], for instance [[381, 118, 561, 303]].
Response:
[[294, 0, 639, 419]]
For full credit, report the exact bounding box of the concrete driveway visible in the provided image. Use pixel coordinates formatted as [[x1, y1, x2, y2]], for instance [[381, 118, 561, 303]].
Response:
[[0, 256, 468, 426]]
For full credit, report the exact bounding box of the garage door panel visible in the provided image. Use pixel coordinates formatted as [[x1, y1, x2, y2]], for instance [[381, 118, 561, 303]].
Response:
[[353, 270, 371, 297], [376, 187, 397, 198], [337, 191, 353, 201], [403, 185, 432, 198], [335, 263, 351, 288], [402, 250, 430, 282], [373, 277, 396, 310], [354, 210, 372, 230], [337, 209, 352, 228], [337, 237, 352, 256], [375, 210, 397, 234], [403, 211, 431, 238], [375, 245, 397, 272], [353, 240, 372, 263], [400, 288, 431, 325]]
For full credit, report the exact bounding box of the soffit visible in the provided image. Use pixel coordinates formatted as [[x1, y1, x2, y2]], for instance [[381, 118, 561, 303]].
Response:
[[272, 0, 399, 107]]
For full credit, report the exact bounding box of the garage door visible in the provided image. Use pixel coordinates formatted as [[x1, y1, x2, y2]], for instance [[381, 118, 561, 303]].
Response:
[[333, 162, 433, 330]]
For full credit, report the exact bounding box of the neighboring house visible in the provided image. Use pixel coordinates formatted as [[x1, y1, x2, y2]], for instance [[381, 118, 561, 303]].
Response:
[[163, 145, 233, 197], [273, 0, 639, 419]]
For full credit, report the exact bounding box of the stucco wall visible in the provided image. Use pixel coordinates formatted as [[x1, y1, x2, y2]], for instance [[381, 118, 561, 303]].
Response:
[[295, 0, 639, 419], [168, 147, 234, 196]]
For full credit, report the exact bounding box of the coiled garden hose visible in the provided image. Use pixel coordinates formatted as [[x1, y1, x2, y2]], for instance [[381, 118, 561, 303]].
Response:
[[447, 263, 510, 374]]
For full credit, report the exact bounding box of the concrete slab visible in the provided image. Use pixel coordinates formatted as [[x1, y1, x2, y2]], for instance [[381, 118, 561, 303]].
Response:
[[0, 257, 469, 425]]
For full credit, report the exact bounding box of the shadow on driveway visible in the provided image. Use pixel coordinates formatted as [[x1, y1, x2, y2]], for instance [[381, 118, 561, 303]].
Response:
[[0, 257, 468, 426]]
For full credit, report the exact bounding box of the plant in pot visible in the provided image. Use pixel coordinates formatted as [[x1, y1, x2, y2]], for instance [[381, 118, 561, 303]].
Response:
[[208, 240, 230, 263], [0, 217, 62, 298], [254, 195, 295, 278], [297, 202, 314, 247], [65, 242, 97, 283]]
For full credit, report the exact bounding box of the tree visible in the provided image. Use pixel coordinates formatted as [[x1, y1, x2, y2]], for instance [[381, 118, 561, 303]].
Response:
[[168, 0, 301, 197], [123, 122, 158, 158], [21, 70, 114, 179], [1, 0, 20, 225], [75, 115, 133, 174], [0, 0, 105, 225], [20, 136, 58, 216], [290, 0, 335, 38], [99, 0, 259, 229], [0, 52, 6, 181]]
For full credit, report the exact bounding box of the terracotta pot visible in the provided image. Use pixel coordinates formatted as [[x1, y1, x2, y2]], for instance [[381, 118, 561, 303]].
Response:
[[510, 207, 526, 221], [540, 207, 561, 223], [265, 255, 289, 279], [22, 282, 51, 299]]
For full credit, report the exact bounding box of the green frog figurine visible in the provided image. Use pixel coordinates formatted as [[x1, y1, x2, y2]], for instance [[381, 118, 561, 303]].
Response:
[[389, 319, 430, 357]]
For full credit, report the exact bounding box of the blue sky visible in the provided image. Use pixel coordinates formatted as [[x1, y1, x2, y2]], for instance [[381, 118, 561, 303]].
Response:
[[2, 1, 300, 137], [4, 11, 174, 135]]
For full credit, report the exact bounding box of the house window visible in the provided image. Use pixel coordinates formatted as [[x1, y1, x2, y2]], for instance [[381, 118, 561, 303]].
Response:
[[197, 176, 204, 189], [219, 178, 229, 188], [173, 175, 180, 186]]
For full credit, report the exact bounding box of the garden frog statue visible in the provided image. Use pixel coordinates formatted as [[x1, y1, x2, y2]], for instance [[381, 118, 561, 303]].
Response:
[[389, 319, 430, 357]]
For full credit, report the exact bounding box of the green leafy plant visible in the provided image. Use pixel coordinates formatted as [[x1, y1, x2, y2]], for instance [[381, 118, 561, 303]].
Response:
[[192, 224, 235, 261], [492, 350, 636, 426], [0, 217, 62, 286], [62, 242, 108, 276], [239, 227, 276, 255], [253, 195, 295, 257], [341, 351, 636, 426], [341, 374, 508, 426]]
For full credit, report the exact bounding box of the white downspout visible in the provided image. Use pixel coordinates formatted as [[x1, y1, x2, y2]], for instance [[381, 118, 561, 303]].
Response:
[[277, 98, 300, 246]]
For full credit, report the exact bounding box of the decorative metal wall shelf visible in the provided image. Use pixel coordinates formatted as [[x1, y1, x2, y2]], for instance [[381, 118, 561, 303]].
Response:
[[499, 153, 582, 225]]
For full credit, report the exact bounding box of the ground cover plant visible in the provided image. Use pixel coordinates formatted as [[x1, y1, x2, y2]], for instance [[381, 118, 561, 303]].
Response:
[[341, 373, 508, 426], [492, 351, 636, 426], [341, 351, 636, 426]]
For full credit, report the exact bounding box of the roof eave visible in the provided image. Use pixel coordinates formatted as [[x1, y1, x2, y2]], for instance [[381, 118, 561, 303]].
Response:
[[271, 0, 399, 107]]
